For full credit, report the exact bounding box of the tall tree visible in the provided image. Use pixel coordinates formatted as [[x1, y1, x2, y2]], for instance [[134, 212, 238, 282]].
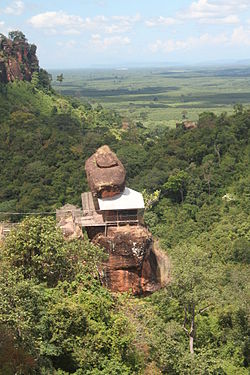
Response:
[[168, 245, 221, 355]]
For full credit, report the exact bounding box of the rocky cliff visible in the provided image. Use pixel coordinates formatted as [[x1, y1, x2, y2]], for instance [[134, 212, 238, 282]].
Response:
[[0, 31, 39, 83], [93, 225, 169, 295]]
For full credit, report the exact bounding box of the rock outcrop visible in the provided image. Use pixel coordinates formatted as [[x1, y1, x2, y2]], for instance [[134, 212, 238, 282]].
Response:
[[176, 120, 197, 130], [0, 32, 39, 83], [93, 225, 164, 295], [58, 145, 170, 295], [85, 145, 126, 198], [56, 204, 83, 241]]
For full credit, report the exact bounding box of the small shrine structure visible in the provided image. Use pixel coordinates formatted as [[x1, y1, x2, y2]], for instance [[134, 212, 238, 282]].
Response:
[[75, 145, 145, 238]]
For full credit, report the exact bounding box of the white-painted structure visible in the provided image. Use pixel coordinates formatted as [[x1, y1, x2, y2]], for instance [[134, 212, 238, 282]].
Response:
[[98, 187, 144, 211]]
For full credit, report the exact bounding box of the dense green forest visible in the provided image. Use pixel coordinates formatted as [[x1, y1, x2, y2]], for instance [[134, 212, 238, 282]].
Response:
[[0, 69, 249, 374]]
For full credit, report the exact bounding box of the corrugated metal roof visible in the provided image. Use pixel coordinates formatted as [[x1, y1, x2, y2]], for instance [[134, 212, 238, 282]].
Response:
[[98, 187, 144, 211], [81, 192, 95, 212]]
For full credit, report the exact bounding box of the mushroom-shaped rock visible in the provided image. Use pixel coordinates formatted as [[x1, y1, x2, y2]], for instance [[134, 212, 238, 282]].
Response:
[[85, 145, 126, 198]]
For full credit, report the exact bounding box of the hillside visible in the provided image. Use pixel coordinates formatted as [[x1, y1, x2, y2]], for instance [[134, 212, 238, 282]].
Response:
[[0, 33, 249, 375]]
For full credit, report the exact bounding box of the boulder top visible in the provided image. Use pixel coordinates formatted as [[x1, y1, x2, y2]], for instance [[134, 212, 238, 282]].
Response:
[[85, 145, 126, 199]]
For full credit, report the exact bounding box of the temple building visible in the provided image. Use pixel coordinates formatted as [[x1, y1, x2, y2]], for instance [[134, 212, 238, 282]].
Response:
[[74, 145, 145, 238]]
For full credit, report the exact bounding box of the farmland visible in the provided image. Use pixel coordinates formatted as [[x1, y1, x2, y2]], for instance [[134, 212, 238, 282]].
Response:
[[51, 66, 250, 128]]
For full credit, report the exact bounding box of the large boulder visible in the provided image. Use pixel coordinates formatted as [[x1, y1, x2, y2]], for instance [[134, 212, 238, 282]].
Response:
[[93, 225, 164, 295], [85, 145, 126, 198]]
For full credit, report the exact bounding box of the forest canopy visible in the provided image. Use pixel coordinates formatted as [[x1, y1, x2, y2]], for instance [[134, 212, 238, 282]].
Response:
[[0, 47, 249, 374]]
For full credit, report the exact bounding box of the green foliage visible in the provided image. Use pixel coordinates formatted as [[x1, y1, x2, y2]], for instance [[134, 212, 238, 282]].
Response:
[[0, 80, 121, 213], [0, 66, 249, 374], [142, 189, 161, 210], [57, 73, 64, 83], [8, 30, 27, 42], [3, 216, 70, 286], [163, 170, 189, 202], [2, 216, 105, 287], [0, 217, 141, 374]]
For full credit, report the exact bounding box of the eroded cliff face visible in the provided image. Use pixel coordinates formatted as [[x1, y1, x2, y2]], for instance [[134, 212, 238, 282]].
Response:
[[93, 225, 168, 295], [0, 33, 39, 83]]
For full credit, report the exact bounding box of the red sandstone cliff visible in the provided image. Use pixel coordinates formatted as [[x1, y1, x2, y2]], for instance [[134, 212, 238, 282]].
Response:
[[0, 32, 39, 83], [93, 226, 168, 295]]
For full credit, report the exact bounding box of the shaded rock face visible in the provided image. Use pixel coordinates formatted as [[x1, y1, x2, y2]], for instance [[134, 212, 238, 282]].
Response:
[[85, 145, 126, 198], [0, 35, 39, 83], [93, 226, 162, 295], [56, 204, 83, 241]]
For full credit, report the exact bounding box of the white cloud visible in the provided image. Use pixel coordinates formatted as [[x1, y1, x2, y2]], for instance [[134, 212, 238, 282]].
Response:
[[82, 15, 133, 34], [179, 0, 248, 23], [200, 15, 239, 24], [150, 33, 229, 53], [3, 1, 24, 16], [108, 14, 141, 33], [83, 15, 107, 31], [29, 11, 84, 34], [150, 24, 250, 55], [57, 40, 77, 48], [90, 34, 130, 49], [145, 16, 181, 27], [28, 11, 141, 36], [231, 26, 250, 46], [144, 0, 245, 27]]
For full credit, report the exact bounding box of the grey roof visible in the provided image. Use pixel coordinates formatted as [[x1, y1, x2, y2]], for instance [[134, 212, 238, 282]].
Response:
[[98, 187, 144, 211]]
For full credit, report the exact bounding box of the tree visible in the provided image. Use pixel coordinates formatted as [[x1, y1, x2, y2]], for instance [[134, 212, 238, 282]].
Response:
[[201, 154, 215, 195], [3, 216, 70, 286], [8, 30, 26, 42], [38, 68, 52, 91], [168, 245, 221, 355], [182, 110, 188, 120], [233, 103, 243, 115], [3, 216, 107, 287], [31, 71, 39, 89], [163, 170, 189, 203], [56, 73, 64, 84], [142, 189, 161, 210]]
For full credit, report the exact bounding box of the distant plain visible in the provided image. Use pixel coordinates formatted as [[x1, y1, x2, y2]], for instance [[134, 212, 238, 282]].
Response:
[[50, 66, 250, 128]]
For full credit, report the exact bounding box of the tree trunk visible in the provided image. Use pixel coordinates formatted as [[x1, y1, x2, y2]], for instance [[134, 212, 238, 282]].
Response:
[[208, 180, 211, 196], [214, 143, 221, 164], [180, 189, 184, 203], [190, 334, 194, 355], [189, 307, 195, 355]]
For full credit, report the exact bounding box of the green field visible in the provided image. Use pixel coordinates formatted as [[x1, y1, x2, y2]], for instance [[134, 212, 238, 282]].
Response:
[[50, 66, 250, 128]]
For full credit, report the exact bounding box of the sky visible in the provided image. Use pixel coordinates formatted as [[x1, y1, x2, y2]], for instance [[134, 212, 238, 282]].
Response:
[[1, 0, 250, 68]]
